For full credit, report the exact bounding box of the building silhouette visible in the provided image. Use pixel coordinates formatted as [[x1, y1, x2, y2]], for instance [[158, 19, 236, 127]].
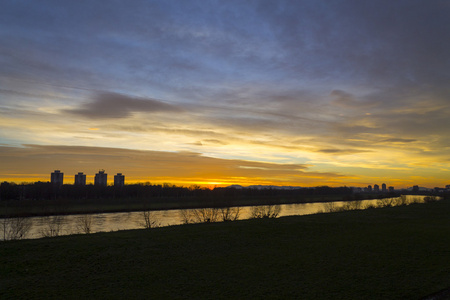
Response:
[[74, 172, 86, 185], [382, 183, 387, 193], [389, 186, 394, 192], [114, 173, 125, 187], [51, 170, 63, 186], [367, 185, 372, 192], [373, 184, 380, 192], [94, 170, 107, 187]]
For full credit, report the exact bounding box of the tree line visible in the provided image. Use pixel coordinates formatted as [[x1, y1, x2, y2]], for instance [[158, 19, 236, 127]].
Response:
[[0, 181, 360, 202]]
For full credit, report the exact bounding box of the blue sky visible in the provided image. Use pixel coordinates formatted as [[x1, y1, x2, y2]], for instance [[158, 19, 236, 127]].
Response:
[[1, 0, 449, 187]]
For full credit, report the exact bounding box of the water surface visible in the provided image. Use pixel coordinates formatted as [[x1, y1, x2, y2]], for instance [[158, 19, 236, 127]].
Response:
[[1, 195, 431, 240]]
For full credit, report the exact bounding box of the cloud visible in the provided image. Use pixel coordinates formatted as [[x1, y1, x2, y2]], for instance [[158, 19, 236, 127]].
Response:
[[380, 138, 417, 144], [330, 90, 379, 111], [202, 139, 228, 145], [317, 148, 371, 155], [64, 92, 182, 119], [254, 0, 450, 87], [0, 144, 344, 186], [2, 1, 449, 90]]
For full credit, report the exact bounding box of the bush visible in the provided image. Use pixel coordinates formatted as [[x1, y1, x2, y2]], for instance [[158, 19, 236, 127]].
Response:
[[179, 208, 220, 224], [1, 217, 32, 240], [323, 202, 342, 213], [40, 215, 64, 237], [76, 215, 93, 234], [219, 207, 240, 222], [342, 201, 362, 211], [250, 205, 281, 218], [423, 196, 439, 203], [140, 210, 160, 229], [377, 198, 395, 208]]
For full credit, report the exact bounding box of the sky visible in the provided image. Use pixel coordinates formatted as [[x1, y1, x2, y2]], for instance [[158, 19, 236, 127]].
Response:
[[1, 0, 449, 188]]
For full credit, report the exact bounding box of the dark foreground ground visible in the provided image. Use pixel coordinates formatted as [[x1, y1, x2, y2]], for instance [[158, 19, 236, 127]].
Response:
[[1, 199, 450, 299]]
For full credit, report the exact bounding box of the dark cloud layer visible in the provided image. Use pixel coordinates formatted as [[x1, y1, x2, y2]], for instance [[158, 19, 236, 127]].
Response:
[[64, 92, 182, 119], [1, 0, 448, 92], [381, 138, 417, 144]]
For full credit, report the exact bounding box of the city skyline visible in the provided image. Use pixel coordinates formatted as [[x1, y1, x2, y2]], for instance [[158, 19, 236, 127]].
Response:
[[1, 1, 449, 188], [14, 169, 450, 192], [51, 169, 125, 187], [33, 169, 450, 191]]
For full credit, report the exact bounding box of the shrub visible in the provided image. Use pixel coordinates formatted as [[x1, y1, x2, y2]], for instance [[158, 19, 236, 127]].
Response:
[[76, 215, 93, 234], [423, 196, 439, 203], [1, 217, 32, 240], [140, 210, 160, 229], [250, 205, 281, 218], [41, 215, 64, 237], [220, 207, 240, 222]]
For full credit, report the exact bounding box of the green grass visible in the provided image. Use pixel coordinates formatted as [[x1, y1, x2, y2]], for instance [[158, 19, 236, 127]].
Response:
[[1, 199, 450, 299]]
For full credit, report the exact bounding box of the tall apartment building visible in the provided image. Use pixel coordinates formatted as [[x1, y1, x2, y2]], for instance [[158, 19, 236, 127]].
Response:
[[51, 170, 64, 186], [94, 170, 107, 187], [74, 172, 86, 185], [114, 173, 125, 187], [381, 183, 387, 193]]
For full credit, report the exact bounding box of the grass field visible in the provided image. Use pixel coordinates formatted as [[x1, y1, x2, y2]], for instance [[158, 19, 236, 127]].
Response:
[[1, 199, 449, 299]]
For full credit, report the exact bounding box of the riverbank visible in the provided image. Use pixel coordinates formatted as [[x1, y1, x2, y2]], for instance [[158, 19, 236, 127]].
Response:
[[1, 198, 449, 299]]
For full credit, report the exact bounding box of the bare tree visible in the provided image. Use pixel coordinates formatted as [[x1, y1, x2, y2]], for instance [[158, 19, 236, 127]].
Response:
[[342, 201, 362, 211], [250, 205, 281, 219], [424, 196, 439, 203], [377, 197, 396, 208], [1, 217, 7, 241], [323, 202, 341, 213], [191, 208, 220, 223], [179, 209, 193, 224], [76, 215, 93, 234], [179, 208, 221, 224], [410, 196, 422, 204], [1, 217, 33, 241], [40, 215, 64, 238], [364, 203, 377, 209], [140, 210, 160, 229], [220, 207, 240, 222], [395, 195, 408, 206]]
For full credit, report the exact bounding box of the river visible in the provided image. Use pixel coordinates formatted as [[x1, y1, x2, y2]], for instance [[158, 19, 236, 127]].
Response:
[[0, 195, 433, 240]]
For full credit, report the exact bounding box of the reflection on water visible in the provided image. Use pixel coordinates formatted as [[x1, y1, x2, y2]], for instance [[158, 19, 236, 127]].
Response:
[[0, 195, 437, 240]]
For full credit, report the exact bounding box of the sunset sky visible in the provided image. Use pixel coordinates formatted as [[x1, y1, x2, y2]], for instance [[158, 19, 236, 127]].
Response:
[[1, 1, 449, 188]]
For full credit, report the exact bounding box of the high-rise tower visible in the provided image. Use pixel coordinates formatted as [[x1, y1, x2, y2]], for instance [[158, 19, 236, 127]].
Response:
[[74, 172, 86, 185], [114, 173, 125, 187], [51, 170, 64, 186], [94, 170, 107, 187]]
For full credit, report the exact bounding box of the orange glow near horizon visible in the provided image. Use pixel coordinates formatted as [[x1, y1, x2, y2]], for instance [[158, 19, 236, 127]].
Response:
[[1, 174, 442, 190], [0, 144, 449, 189]]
